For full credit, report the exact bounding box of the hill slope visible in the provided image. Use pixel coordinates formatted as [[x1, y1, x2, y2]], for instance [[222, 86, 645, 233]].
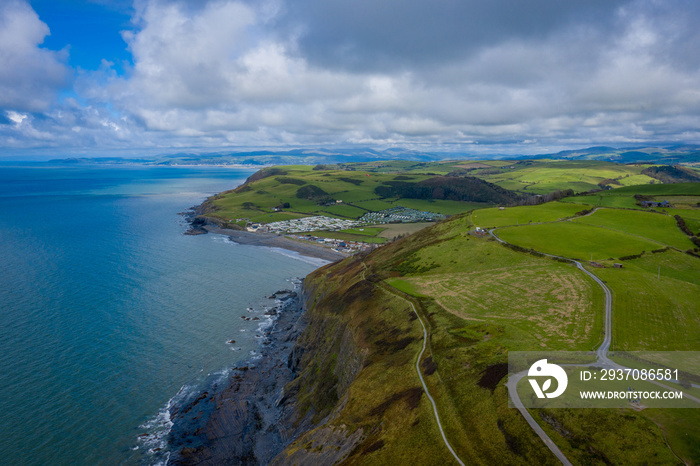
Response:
[[267, 197, 700, 464], [200, 160, 698, 228]]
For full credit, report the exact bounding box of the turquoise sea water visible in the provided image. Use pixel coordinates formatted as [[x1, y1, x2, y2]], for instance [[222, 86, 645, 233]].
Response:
[[0, 164, 321, 465]]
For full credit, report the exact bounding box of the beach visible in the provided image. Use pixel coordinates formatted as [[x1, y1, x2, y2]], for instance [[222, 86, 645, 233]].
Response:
[[203, 224, 348, 263]]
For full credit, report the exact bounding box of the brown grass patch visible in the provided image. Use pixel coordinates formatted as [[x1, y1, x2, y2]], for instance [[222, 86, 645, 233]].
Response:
[[477, 363, 508, 391], [421, 356, 437, 376], [404, 264, 596, 347], [369, 387, 423, 417]]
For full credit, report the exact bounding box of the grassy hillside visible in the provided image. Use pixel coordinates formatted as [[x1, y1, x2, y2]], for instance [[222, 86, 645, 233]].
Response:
[[498, 222, 663, 261], [205, 165, 496, 226], [596, 250, 700, 351], [473, 202, 589, 227], [201, 160, 691, 228], [472, 160, 656, 194], [276, 194, 700, 463], [203, 161, 700, 463], [572, 208, 695, 250], [561, 182, 700, 211]]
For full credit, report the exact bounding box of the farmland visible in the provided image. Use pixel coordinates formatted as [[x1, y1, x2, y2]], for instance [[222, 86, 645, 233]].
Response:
[[350, 211, 683, 463], [256, 168, 700, 464], [562, 182, 700, 210], [472, 201, 588, 228], [595, 250, 700, 350], [497, 222, 662, 261], [468, 194, 700, 354], [203, 160, 677, 229], [470, 160, 656, 194], [205, 165, 496, 225], [572, 208, 695, 250]]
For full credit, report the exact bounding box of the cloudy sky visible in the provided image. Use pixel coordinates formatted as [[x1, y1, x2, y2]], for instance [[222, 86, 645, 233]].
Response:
[[1, 0, 700, 158]]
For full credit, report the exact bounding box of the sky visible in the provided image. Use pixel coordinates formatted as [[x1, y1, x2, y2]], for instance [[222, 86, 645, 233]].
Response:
[[1, 0, 700, 158]]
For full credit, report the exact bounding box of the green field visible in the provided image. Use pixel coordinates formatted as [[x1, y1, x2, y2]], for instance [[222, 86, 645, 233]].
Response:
[[282, 198, 699, 464], [572, 208, 695, 250], [659, 195, 700, 206], [370, 214, 683, 462], [671, 208, 700, 233], [497, 222, 662, 260], [472, 201, 589, 227], [340, 227, 386, 236], [471, 160, 656, 194], [376, 215, 605, 351], [597, 182, 700, 195], [595, 250, 700, 350], [561, 193, 643, 209], [560, 182, 700, 210], [205, 160, 681, 225], [207, 165, 492, 223]]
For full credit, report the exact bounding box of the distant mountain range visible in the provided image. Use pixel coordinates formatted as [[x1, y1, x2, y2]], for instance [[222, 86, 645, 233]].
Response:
[[50, 145, 700, 166], [534, 145, 700, 163]]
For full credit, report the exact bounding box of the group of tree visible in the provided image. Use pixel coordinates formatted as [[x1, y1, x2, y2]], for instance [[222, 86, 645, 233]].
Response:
[[296, 184, 334, 205], [641, 165, 700, 184], [516, 189, 575, 206], [373, 176, 521, 204]]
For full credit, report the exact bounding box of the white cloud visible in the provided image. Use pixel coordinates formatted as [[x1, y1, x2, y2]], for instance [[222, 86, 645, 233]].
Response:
[[6, 111, 27, 124], [0, 0, 69, 112], [4, 0, 700, 155]]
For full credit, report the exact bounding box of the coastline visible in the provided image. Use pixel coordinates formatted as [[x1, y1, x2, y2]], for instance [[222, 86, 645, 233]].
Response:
[[181, 201, 347, 263], [203, 224, 347, 263], [165, 284, 314, 464], [163, 212, 346, 464], [161, 206, 347, 463]]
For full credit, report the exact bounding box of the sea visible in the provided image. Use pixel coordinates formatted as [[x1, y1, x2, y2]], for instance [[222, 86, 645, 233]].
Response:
[[0, 163, 324, 465]]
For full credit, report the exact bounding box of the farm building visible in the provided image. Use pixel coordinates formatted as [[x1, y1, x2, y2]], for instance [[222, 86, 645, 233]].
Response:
[[640, 200, 670, 208]]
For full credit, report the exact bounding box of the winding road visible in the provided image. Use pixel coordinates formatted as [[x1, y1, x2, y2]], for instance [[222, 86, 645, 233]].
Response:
[[490, 226, 699, 465], [490, 229, 582, 466], [362, 262, 466, 466], [410, 299, 466, 466], [363, 214, 696, 465]]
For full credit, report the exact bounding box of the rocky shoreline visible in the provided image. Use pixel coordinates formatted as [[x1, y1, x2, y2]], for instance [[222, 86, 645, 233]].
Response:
[[166, 287, 315, 465], [162, 207, 347, 464]]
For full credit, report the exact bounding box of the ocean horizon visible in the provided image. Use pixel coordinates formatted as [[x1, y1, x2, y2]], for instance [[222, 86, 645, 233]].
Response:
[[0, 163, 322, 464]]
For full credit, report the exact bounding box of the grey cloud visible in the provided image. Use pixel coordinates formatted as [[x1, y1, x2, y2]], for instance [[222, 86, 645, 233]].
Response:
[[283, 0, 629, 72], [4, 0, 700, 157]]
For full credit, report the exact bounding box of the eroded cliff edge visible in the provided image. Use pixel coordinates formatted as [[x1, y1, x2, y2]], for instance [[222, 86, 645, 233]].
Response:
[[166, 257, 370, 465]]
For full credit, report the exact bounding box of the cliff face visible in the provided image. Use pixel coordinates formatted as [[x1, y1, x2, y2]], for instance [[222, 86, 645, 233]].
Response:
[[166, 258, 375, 466], [274, 213, 680, 465], [268, 250, 462, 465], [172, 208, 678, 465], [271, 260, 370, 465]]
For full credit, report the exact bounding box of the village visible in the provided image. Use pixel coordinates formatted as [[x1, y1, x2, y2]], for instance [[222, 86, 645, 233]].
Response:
[[245, 207, 444, 235], [287, 234, 377, 255], [358, 206, 446, 224], [242, 206, 445, 254], [246, 215, 361, 234]]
